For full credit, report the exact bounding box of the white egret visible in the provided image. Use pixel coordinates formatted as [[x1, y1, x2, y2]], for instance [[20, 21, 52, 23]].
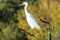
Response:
[[21, 2, 41, 30]]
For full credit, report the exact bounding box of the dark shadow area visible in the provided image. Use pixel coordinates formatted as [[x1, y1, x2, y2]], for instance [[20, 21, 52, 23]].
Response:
[[16, 28, 28, 40], [0, 1, 20, 23], [0, 1, 28, 40]]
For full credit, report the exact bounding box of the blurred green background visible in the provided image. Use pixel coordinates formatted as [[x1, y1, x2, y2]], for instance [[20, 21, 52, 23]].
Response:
[[0, 0, 60, 40]]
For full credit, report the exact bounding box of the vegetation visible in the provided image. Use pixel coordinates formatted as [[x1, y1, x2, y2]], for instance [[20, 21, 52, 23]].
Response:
[[0, 0, 60, 40]]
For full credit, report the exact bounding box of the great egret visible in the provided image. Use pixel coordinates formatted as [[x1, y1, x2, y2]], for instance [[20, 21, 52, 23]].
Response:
[[21, 2, 41, 30]]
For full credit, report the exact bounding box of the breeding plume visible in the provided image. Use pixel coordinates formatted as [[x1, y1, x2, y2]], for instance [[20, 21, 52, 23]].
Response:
[[21, 2, 41, 30]]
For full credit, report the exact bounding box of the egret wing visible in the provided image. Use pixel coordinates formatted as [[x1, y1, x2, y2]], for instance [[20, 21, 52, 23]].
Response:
[[28, 14, 41, 30]]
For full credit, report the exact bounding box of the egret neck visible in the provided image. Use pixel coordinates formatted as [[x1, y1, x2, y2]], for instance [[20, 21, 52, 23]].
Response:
[[24, 4, 29, 16]]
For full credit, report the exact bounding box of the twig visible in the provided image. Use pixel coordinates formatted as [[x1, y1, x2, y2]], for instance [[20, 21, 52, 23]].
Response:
[[18, 27, 38, 40]]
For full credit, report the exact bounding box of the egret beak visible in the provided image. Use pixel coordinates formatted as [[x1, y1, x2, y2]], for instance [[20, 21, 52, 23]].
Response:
[[19, 3, 24, 9], [19, 3, 24, 7]]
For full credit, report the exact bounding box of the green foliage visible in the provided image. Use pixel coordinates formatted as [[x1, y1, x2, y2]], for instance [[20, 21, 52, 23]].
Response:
[[0, 0, 60, 40]]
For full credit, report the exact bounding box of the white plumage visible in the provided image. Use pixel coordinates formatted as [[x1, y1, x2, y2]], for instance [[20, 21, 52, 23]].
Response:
[[26, 14, 40, 30], [22, 2, 41, 30]]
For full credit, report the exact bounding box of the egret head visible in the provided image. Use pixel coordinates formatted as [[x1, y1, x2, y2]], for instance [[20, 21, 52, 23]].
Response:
[[22, 2, 28, 7]]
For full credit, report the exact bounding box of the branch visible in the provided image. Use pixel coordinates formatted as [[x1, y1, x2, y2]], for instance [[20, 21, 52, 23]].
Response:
[[40, 18, 49, 24], [18, 27, 38, 40], [37, 14, 49, 24]]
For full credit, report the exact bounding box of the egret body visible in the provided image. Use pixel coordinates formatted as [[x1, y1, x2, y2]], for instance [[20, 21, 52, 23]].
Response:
[[22, 2, 41, 30]]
